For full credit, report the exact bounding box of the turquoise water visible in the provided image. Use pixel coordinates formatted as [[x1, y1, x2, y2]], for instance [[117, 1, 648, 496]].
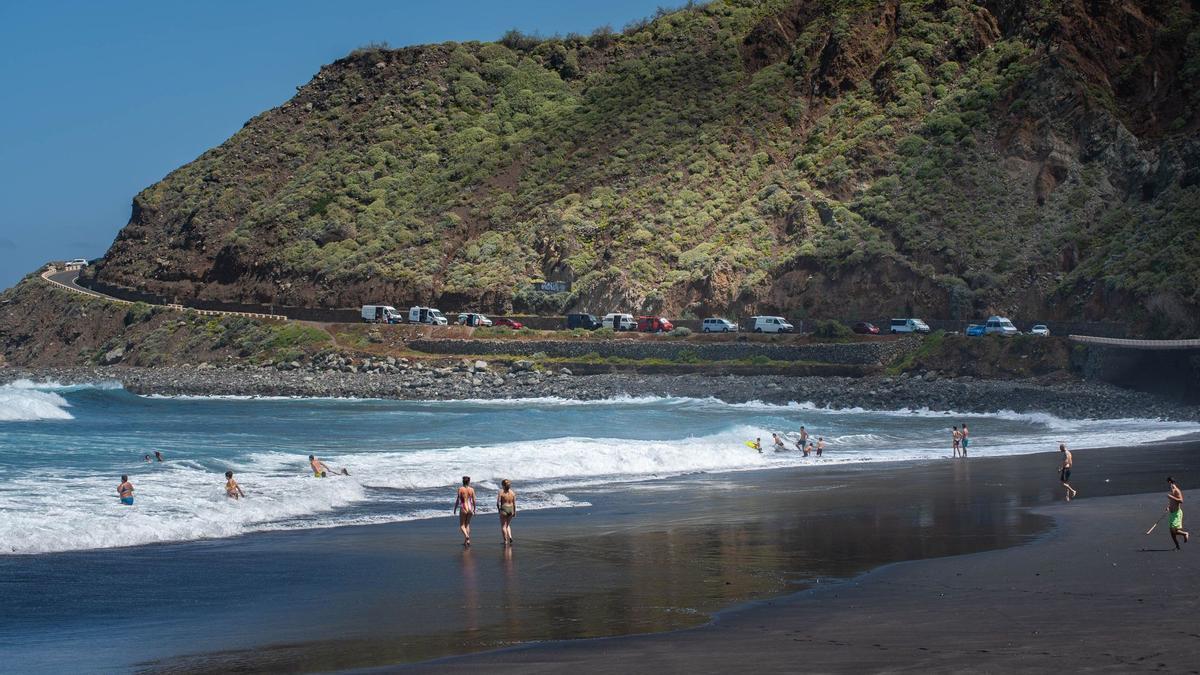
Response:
[[1, 378, 1197, 555]]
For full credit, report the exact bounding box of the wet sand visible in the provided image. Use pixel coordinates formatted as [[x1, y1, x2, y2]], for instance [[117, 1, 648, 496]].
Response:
[[412, 490, 1200, 673], [5, 440, 1197, 673]]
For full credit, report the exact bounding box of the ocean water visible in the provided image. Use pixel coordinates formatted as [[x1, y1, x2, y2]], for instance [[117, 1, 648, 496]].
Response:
[[1, 378, 1196, 556]]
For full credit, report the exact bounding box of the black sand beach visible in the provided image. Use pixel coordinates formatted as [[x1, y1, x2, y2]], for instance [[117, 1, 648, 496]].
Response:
[[63, 438, 1194, 674]]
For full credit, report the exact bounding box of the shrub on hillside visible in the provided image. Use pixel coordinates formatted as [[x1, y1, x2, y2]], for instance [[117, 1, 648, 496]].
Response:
[[669, 326, 692, 337], [811, 320, 852, 338]]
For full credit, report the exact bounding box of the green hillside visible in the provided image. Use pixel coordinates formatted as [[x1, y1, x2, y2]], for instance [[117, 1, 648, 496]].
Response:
[[90, 0, 1200, 334]]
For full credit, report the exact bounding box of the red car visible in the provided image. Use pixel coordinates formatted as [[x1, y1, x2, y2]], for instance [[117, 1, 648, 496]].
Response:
[[853, 321, 880, 334], [637, 316, 674, 333], [492, 317, 524, 330]]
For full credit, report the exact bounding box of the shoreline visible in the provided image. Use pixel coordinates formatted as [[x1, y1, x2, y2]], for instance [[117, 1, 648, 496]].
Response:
[[404, 489, 1200, 673], [4, 365, 1197, 421]]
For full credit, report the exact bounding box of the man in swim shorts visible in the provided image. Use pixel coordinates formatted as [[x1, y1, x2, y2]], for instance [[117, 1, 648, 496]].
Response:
[[772, 433, 787, 452], [816, 437, 825, 457], [309, 454, 331, 477], [225, 470, 246, 500], [454, 476, 477, 546], [117, 475, 134, 506], [1168, 477, 1189, 550], [1059, 443, 1077, 501], [798, 426, 809, 449], [960, 423, 969, 457]]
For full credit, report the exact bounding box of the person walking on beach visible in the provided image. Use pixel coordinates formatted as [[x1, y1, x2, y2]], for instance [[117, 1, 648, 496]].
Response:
[[1167, 477, 1189, 550], [960, 424, 969, 457], [1059, 443, 1077, 501], [454, 476, 477, 546], [951, 426, 961, 458], [816, 437, 825, 457], [772, 433, 787, 452], [117, 475, 134, 506], [497, 479, 516, 545], [225, 470, 245, 500]]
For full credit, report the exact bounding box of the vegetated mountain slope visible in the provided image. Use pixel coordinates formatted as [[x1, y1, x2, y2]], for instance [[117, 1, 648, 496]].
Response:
[[89, 0, 1200, 334]]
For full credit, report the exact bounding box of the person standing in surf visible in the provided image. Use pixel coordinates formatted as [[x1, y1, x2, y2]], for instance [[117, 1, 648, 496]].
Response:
[[798, 426, 809, 451], [225, 470, 245, 500], [117, 475, 134, 506], [454, 476, 477, 546], [1059, 443, 1077, 501], [951, 426, 961, 458], [1167, 477, 1189, 550], [816, 437, 825, 457], [960, 423, 969, 457], [497, 479, 516, 545], [309, 454, 331, 477]]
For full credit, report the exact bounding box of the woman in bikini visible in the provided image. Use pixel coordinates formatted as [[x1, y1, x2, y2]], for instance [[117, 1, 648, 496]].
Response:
[[454, 476, 477, 546], [497, 479, 517, 545], [225, 470, 245, 500]]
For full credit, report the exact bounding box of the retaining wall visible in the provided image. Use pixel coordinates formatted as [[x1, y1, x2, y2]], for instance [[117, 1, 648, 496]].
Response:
[[407, 337, 918, 365]]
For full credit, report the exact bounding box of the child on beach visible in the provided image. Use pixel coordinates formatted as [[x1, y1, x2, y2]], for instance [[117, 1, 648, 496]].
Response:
[[1167, 477, 1189, 550], [225, 470, 245, 500], [454, 476, 477, 546], [117, 475, 134, 506], [816, 437, 824, 457], [497, 479, 516, 545]]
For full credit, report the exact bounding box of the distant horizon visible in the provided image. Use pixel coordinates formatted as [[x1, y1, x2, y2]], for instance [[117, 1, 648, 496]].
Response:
[[0, 0, 665, 290]]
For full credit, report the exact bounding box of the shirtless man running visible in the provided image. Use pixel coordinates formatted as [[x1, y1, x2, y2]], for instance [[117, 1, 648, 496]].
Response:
[[1167, 477, 1189, 550], [1059, 443, 1077, 501], [454, 476, 477, 546]]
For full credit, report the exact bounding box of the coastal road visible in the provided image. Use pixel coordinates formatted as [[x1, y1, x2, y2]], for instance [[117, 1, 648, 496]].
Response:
[[39, 266, 287, 320]]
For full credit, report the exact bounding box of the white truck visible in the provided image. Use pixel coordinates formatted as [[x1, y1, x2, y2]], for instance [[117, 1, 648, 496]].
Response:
[[409, 306, 448, 325], [601, 313, 636, 331], [361, 305, 402, 324], [889, 318, 931, 334], [984, 315, 1019, 336], [752, 316, 795, 333]]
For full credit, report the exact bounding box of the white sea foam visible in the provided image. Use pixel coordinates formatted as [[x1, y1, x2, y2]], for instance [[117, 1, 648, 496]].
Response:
[[0, 382, 75, 422]]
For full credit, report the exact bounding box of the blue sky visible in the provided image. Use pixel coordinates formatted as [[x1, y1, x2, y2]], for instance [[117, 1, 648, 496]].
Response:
[[0, 0, 665, 290]]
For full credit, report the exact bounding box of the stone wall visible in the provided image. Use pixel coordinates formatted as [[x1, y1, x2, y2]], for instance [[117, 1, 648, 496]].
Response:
[[407, 337, 919, 366]]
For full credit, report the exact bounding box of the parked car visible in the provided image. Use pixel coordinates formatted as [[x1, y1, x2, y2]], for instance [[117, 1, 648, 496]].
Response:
[[852, 321, 879, 335], [566, 313, 602, 330], [66, 258, 89, 267], [602, 313, 637, 331], [889, 318, 931, 334], [637, 316, 674, 333], [361, 305, 402, 324], [457, 312, 492, 327], [1029, 324, 1051, 336], [409, 306, 448, 325], [984, 316, 1019, 336], [965, 323, 986, 337], [752, 316, 795, 333], [492, 317, 524, 330], [702, 317, 737, 333]]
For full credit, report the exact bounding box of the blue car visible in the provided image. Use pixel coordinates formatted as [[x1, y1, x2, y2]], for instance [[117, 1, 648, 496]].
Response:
[[966, 324, 986, 337]]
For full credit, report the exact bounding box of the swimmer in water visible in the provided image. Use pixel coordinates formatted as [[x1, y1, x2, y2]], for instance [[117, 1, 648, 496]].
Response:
[[225, 470, 245, 500], [309, 454, 330, 477], [154, 450, 164, 462], [454, 476, 477, 546], [772, 433, 787, 452], [117, 475, 134, 506]]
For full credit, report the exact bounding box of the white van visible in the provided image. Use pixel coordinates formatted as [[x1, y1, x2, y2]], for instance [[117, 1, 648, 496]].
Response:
[[752, 316, 794, 333], [457, 312, 492, 327], [889, 318, 931, 334], [409, 306, 448, 325], [702, 317, 738, 333], [602, 313, 636, 331], [361, 305, 402, 324], [984, 316, 1019, 336]]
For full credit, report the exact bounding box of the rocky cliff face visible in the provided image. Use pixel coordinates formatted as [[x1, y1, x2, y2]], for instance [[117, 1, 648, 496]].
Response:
[[85, 0, 1199, 334]]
